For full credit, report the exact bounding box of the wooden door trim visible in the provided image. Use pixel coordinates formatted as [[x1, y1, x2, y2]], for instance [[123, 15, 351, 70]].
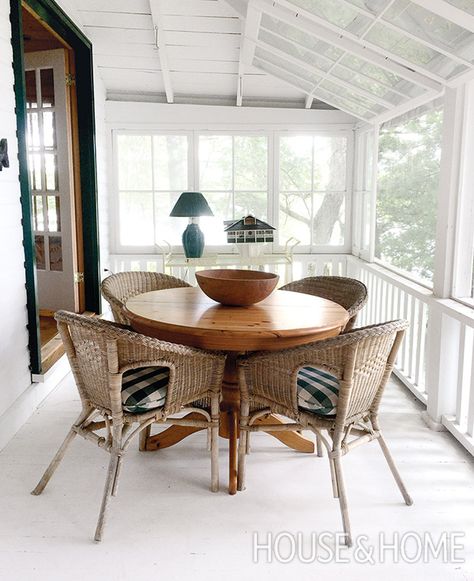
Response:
[[10, 0, 101, 374]]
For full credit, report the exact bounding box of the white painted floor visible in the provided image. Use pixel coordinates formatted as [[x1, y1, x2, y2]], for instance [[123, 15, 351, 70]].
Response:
[[0, 373, 473, 581]]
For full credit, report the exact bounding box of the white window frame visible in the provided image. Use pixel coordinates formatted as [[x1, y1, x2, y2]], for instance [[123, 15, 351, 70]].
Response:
[[195, 130, 272, 253], [274, 130, 353, 255], [111, 129, 194, 255], [110, 126, 354, 256]]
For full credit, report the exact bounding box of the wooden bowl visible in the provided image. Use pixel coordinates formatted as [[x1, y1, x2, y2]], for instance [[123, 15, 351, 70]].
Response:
[[195, 269, 279, 306]]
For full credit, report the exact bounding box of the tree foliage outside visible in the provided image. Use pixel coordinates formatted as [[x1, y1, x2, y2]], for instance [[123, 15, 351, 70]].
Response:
[[376, 108, 443, 281]]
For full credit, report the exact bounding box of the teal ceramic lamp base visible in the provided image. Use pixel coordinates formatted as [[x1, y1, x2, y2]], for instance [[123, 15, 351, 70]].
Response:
[[182, 222, 205, 258]]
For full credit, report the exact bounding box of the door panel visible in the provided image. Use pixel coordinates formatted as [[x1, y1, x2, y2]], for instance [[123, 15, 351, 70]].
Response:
[[25, 49, 77, 312]]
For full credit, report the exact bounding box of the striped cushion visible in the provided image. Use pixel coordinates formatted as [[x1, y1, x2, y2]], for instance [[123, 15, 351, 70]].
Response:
[[121, 367, 169, 413], [297, 366, 339, 416]]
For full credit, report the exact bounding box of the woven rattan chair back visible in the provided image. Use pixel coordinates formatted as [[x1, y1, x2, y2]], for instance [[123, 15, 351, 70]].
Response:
[[281, 276, 367, 331], [237, 320, 411, 546], [32, 311, 225, 541], [101, 271, 191, 324]]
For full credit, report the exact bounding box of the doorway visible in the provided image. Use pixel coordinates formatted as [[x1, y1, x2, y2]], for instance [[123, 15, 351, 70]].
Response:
[[10, 0, 101, 375]]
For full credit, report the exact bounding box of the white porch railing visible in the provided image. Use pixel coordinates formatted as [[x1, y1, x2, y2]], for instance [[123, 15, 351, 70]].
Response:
[[108, 253, 348, 286], [346, 257, 431, 402], [107, 253, 474, 456]]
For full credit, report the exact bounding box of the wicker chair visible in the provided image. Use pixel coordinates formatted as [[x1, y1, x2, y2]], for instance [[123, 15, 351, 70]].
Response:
[[237, 320, 412, 547], [280, 276, 367, 331], [31, 311, 225, 542], [101, 271, 191, 325]]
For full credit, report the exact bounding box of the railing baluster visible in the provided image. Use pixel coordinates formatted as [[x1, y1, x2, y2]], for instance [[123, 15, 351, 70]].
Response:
[[455, 325, 467, 426], [408, 296, 417, 382], [467, 336, 474, 437]]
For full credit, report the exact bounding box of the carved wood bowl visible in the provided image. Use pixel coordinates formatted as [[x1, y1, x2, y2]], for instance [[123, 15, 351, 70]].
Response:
[[195, 269, 279, 306]]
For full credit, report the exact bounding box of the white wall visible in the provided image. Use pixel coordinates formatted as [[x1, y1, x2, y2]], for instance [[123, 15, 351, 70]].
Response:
[[0, 0, 108, 449], [106, 101, 356, 129], [0, 0, 33, 424]]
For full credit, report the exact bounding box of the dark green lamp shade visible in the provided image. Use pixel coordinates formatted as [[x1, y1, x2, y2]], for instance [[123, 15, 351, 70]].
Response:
[[169, 191, 214, 217], [170, 192, 213, 258]]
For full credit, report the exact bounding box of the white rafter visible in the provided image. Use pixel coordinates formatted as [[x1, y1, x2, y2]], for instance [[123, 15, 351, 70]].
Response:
[[254, 38, 393, 109], [149, 0, 174, 104], [253, 54, 372, 121], [259, 24, 410, 99], [237, 1, 262, 106], [336, 0, 473, 65], [253, 0, 445, 90], [305, 0, 397, 109], [410, 0, 474, 34]]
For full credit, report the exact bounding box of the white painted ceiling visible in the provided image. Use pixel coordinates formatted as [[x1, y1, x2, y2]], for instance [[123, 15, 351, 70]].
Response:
[[76, 0, 474, 120]]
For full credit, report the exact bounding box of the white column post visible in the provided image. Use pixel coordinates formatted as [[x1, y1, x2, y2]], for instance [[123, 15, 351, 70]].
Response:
[[424, 87, 465, 426]]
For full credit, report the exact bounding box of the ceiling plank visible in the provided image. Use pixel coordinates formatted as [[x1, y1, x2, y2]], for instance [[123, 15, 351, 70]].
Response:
[[410, 0, 474, 35], [149, 0, 174, 103]]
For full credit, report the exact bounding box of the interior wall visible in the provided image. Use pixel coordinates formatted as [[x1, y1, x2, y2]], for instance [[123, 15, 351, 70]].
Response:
[[0, 0, 33, 420]]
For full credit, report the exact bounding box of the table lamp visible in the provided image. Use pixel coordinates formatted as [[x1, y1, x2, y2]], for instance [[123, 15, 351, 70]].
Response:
[[170, 191, 214, 258]]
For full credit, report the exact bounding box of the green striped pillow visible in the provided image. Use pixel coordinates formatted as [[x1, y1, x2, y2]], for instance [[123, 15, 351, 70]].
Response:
[[297, 366, 339, 416], [121, 366, 169, 413]]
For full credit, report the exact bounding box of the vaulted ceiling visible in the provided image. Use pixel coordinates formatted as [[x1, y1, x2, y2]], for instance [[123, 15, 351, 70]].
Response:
[[75, 0, 474, 121]]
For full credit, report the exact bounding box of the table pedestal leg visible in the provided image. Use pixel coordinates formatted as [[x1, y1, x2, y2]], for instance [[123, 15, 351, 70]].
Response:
[[219, 354, 240, 495]]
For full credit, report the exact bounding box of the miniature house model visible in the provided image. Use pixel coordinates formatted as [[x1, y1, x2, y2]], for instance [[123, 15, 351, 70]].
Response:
[[224, 215, 275, 244]]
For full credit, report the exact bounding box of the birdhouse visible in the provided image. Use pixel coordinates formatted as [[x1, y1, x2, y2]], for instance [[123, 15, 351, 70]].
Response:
[[224, 215, 275, 244]]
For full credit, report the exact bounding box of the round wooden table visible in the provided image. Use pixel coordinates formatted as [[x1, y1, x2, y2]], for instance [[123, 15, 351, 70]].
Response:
[[124, 287, 349, 494]]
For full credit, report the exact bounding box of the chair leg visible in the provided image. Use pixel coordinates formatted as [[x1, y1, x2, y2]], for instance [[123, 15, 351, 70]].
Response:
[[139, 424, 151, 451], [328, 457, 339, 498], [237, 428, 248, 491], [31, 428, 77, 495], [377, 434, 413, 506], [333, 455, 352, 547], [111, 454, 124, 497], [237, 401, 250, 492], [316, 434, 323, 457], [94, 451, 120, 542], [210, 396, 219, 492], [245, 432, 250, 455]]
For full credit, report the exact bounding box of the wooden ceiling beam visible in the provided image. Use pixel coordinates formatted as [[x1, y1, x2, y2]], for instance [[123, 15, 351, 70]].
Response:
[[149, 0, 174, 103]]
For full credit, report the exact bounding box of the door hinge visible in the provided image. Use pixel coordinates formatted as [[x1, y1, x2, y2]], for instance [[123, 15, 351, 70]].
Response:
[[65, 73, 76, 87], [74, 272, 84, 283]]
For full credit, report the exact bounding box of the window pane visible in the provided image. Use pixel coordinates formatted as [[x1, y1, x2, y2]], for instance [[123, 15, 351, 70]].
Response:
[[25, 70, 37, 108], [35, 235, 45, 270], [200, 192, 233, 246], [313, 136, 347, 191], [279, 136, 313, 191], [40, 68, 54, 107], [313, 192, 345, 245], [199, 136, 232, 190], [234, 192, 267, 220], [43, 111, 55, 148], [49, 236, 63, 271], [119, 191, 154, 246], [153, 135, 188, 191], [117, 135, 152, 191], [47, 196, 61, 232], [279, 134, 348, 247], [45, 153, 57, 191], [376, 108, 443, 281], [154, 191, 185, 246], [33, 196, 44, 231], [279, 192, 311, 245], [234, 136, 268, 191]]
